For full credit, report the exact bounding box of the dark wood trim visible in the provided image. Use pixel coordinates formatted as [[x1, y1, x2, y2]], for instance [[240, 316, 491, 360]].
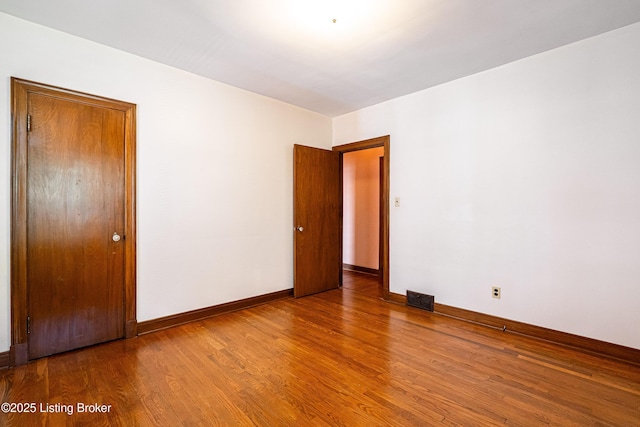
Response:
[[435, 303, 640, 365], [138, 289, 294, 335], [379, 156, 384, 278], [10, 78, 29, 366], [388, 292, 407, 305], [390, 291, 640, 365], [123, 99, 137, 338], [342, 263, 379, 276], [334, 136, 389, 153], [334, 136, 390, 300], [0, 351, 10, 370], [10, 77, 137, 365], [125, 320, 138, 338], [337, 151, 344, 289], [9, 343, 28, 367]]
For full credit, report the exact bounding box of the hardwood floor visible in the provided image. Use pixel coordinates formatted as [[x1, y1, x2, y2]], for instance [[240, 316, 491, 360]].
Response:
[[1, 271, 638, 426]]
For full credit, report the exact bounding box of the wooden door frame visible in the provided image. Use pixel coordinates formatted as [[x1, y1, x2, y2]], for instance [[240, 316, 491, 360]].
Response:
[[379, 156, 384, 280], [10, 78, 137, 366], [333, 136, 390, 300]]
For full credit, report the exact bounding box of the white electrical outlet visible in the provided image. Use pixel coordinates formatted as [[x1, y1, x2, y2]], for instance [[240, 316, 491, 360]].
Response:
[[492, 286, 501, 299], [394, 197, 400, 207]]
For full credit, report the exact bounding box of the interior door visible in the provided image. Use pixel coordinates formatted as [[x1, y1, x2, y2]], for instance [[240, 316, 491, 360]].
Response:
[[26, 93, 126, 359], [293, 144, 341, 297]]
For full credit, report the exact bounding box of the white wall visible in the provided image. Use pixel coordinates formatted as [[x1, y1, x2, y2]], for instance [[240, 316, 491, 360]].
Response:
[[334, 23, 640, 350], [343, 147, 384, 269], [0, 13, 332, 352]]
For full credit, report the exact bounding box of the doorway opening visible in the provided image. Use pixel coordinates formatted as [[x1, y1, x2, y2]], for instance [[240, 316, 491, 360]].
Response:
[[334, 136, 390, 300], [342, 147, 384, 296]]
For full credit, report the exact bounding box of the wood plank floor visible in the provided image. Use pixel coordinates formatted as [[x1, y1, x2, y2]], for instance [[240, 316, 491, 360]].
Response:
[[1, 271, 639, 426]]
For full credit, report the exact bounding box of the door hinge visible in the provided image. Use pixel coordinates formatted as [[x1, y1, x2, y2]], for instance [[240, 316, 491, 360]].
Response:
[[27, 115, 31, 132], [27, 316, 31, 334]]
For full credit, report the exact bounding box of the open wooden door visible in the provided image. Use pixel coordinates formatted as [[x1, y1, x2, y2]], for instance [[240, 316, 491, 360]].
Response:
[[293, 145, 341, 297]]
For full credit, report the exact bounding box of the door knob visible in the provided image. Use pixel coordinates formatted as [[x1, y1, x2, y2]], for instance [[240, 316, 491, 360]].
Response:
[[297, 226, 304, 232], [112, 232, 121, 242]]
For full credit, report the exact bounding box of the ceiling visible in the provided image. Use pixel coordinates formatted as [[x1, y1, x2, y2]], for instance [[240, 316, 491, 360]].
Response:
[[2, 0, 640, 117]]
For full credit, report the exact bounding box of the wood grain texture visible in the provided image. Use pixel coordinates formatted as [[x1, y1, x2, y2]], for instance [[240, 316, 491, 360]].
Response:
[[10, 78, 137, 365], [27, 94, 125, 359], [137, 289, 293, 335], [1, 271, 638, 426], [390, 291, 640, 366], [293, 145, 341, 297], [10, 79, 30, 365]]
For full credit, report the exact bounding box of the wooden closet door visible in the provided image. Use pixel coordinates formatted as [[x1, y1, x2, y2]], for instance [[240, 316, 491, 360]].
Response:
[[26, 93, 126, 359]]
